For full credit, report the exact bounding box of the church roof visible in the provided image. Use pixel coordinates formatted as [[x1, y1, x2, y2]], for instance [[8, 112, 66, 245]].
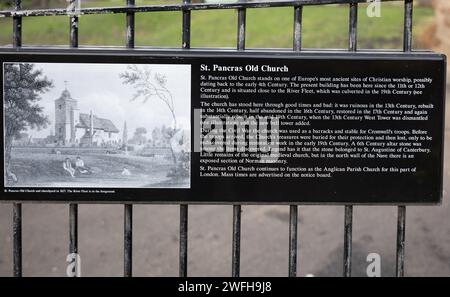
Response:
[[55, 89, 76, 101], [76, 113, 119, 133]]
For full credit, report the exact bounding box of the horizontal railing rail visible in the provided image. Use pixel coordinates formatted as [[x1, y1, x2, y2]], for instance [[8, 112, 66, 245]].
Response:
[[0, 0, 399, 17]]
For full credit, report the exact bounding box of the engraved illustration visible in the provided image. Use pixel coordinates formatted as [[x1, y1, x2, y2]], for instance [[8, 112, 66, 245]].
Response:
[[3, 62, 191, 189]]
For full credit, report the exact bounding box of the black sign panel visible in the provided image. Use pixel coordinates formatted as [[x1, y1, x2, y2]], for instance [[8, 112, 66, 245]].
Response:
[[0, 49, 446, 204]]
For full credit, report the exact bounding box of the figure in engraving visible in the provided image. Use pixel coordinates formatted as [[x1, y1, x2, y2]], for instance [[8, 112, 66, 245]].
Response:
[[63, 158, 76, 178], [74, 156, 91, 174]]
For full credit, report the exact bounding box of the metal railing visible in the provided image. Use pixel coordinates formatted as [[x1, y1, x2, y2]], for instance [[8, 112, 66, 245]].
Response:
[[1, 0, 415, 277]]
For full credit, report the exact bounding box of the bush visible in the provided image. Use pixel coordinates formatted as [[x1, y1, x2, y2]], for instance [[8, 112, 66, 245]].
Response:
[[0, 1, 13, 9], [166, 151, 190, 179]]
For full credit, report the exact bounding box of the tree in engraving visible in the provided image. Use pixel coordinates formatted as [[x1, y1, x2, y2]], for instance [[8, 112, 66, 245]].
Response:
[[120, 66, 188, 177], [120, 65, 177, 129], [4, 63, 53, 178]]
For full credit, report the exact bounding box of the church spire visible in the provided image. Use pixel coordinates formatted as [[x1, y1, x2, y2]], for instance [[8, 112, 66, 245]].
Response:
[[123, 121, 128, 153], [123, 121, 128, 145], [57, 82, 75, 101]]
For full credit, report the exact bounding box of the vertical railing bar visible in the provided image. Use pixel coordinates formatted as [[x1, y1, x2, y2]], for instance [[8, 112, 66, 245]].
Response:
[[293, 5, 302, 51], [289, 4, 302, 278], [123, 0, 135, 278], [403, 0, 413, 52], [232, 205, 241, 277], [232, 1, 246, 278], [12, 0, 22, 278], [126, 0, 135, 48], [69, 1, 79, 277], [69, 204, 78, 253], [396, 206, 406, 276], [288, 205, 298, 277], [13, 0, 22, 47], [348, 2, 358, 52], [236, 4, 246, 50], [343, 1, 357, 278], [179, 0, 191, 279], [13, 204, 22, 277], [343, 205, 353, 277], [182, 0, 191, 49], [124, 205, 133, 277], [179, 204, 188, 277], [69, 1, 78, 48], [396, 0, 412, 278]]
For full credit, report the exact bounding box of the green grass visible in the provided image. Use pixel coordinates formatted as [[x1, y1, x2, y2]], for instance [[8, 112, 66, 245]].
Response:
[[0, 2, 435, 49]]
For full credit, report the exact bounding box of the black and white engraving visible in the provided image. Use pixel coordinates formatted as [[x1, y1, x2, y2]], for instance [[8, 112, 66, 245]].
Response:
[[0, 50, 445, 203], [3, 62, 191, 189]]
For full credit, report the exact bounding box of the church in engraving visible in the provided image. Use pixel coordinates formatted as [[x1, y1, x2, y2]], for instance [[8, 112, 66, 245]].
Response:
[[54, 87, 120, 147]]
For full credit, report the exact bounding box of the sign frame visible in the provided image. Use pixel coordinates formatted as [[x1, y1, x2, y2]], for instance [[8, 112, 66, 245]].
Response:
[[0, 48, 446, 205]]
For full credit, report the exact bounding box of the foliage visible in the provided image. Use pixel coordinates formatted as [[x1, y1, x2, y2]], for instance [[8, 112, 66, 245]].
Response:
[[120, 65, 177, 128], [120, 65, 190, 177], [130, 127, 148, 145], [167, 150, 190, 178], [150, 125, 176, 147], [4, 63, 53, 169], [0, 1, 13, 10]]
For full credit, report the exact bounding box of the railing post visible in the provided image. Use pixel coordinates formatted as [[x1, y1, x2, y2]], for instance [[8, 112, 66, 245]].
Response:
[[126, 0, 135, 49], [395, 0, 413, 277], [13, 203, 22, 277], [179, 204, 188, 277], [403, 0, 413, 53], [12, 0, 22, 47], [232, 1, 246, 277], [182, 0, 191, 49], [123, 0, 135, 278], [396, 206, 406, 277], [124, 204, 133, 277], [343, 1, 358, 277], [68, 1, 79, 277], [12, 0, 22, 278], [236, 4, 246, 50], [289, 4, 303, 278], [232, 204, 242, 277], [179, 0, 191, 278], [288, 204, 298, 277], [69, 0, 78, 48], [69, 204, 78, 255], [343, 205, 353, 277]]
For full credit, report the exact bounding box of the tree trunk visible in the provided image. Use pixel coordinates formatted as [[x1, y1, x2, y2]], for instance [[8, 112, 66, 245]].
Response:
[[5, 136, 13, 172], [5, 124, 19, 172], [169, 145, 177, 165], [169, 109, 178, 165]]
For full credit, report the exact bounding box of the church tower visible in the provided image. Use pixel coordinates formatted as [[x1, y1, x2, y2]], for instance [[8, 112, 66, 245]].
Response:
[[54, 85, 79, 145]]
